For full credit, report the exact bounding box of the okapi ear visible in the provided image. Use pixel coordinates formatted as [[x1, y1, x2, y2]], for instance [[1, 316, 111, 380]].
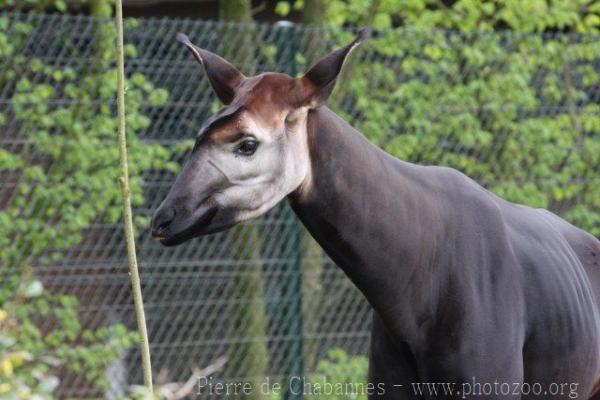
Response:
[[297, 28, 369, 108], [177, 33, 245, 105]]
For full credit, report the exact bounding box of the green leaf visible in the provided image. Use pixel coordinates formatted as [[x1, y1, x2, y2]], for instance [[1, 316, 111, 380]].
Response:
[[275, 1, 291, 16], [55, 0, 66, 12]]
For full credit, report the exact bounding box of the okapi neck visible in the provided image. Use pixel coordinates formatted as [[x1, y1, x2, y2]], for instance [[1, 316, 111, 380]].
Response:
[[288, 106, 443, 340]]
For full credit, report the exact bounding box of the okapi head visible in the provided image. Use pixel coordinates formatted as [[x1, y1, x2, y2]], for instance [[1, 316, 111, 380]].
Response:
[[152, 30, 368, 246]]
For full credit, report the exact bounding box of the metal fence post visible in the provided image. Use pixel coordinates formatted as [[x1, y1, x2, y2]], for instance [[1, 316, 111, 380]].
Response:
[[274, 20, 305, 400]]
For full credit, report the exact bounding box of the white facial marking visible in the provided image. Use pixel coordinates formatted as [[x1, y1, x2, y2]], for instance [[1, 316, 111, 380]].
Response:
[[204, 108, 311, 225]]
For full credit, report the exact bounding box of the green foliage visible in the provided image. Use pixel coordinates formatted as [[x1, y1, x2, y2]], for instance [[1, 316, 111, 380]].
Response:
[[307, 348, 369, 400], [288, 0, 600, 237], [0, 5, 176, 398], [275, 1, 304, 17], [264, 349, 369, 400], [0, 281, 138, 398], [312, 0, 600, 33], [0, 0, 67, 12]]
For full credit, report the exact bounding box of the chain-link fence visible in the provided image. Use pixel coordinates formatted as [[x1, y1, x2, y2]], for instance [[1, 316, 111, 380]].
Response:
[[1, 12, 599, 399]]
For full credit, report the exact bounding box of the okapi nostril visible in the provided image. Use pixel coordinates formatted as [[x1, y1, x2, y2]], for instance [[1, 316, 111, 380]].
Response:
[[152, 207, 176, 236], [157, 220, 170, 230]]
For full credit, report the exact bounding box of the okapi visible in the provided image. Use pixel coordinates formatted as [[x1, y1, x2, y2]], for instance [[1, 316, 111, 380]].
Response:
[[152, 30, 600, 399]]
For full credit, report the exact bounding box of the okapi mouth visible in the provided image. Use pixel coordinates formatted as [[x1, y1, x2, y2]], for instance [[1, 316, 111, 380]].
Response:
[[157, 203, 219, 247]]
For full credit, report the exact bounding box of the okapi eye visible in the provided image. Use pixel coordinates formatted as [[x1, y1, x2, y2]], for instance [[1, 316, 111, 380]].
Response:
[[235, 138, 259, 156]]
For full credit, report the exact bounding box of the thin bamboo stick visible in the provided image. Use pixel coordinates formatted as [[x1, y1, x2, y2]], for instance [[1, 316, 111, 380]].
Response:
[[114, 0, 154, 393]]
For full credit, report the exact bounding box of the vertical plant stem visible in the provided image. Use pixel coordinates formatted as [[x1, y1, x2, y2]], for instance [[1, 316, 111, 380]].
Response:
[[114, 0, 154, 393]]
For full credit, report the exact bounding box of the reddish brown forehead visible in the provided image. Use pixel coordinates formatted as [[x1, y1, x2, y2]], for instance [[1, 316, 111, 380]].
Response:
[[240, 73, 297, 112], [205, 73, 298, 142]]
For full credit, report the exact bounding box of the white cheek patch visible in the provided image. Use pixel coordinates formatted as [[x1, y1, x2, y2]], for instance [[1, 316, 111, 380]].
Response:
[[204, 109, 311, 224], [208, 158, 234, 184], [204, 146, 278, 210], [207, 157, 259, 186], [249, 109, 311, 197]]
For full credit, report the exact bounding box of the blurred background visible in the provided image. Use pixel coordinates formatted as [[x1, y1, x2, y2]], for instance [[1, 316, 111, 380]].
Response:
[[1, 0, 599, 398]]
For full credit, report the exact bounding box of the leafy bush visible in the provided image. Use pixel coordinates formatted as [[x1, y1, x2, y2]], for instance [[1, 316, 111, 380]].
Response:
[[307, 348, 369, 400], [0, 281, 138, 398], [265, 348, 369, 400], [0, 4, 176, 396]]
